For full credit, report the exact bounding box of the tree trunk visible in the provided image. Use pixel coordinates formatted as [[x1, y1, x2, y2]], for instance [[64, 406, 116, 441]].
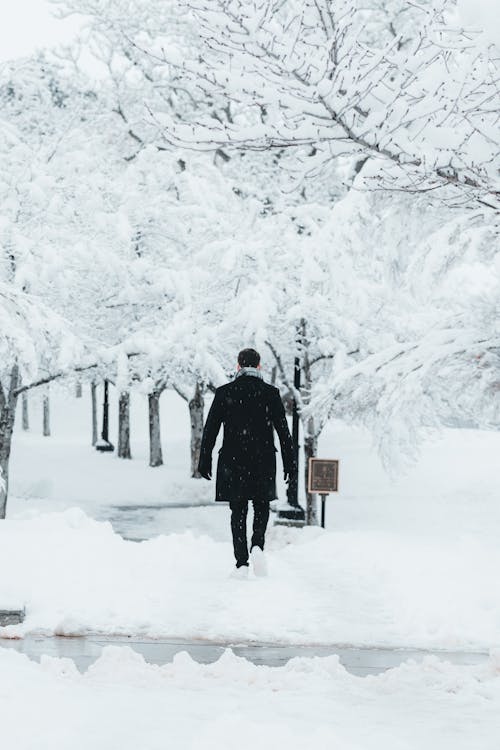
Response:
[[21, 391, 29, 430], [301, 322, 318, 525], [43, 388, 51, 437], [75, 381, 82, 398], [91, 381, 98, 446], [304, 421, 318, 526], [118, 391, 131, 459], [148, 391, 163, 467], [189, 383, 204, 478], [0, 365, 19, 519], [0, 408, 15, 520]]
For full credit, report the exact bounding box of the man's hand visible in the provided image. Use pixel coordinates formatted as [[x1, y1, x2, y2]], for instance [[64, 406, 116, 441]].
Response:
[[199, 460, 212, 480]]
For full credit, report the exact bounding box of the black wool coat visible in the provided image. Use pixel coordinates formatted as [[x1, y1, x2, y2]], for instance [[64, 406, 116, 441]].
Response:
[[198, 374, 295, 503]]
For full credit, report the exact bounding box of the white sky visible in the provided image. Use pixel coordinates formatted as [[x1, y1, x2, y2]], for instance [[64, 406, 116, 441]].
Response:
[[0, 0, 82, 63], [457, 0, 500, 46]]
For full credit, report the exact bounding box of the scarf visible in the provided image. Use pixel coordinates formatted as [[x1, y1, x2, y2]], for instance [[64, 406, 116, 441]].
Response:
[[235, 367, 264, 380]]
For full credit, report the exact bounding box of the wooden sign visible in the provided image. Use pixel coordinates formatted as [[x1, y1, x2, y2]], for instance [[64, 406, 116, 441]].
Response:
[[308, 458, 339, 494]]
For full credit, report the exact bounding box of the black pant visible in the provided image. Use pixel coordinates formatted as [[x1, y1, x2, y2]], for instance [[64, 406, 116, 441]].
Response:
[[230, 500, 270, 567]]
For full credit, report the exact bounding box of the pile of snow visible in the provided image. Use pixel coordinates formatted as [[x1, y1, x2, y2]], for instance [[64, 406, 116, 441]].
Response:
[[2, 645, 500, 749], [1, 508, 499, 649]]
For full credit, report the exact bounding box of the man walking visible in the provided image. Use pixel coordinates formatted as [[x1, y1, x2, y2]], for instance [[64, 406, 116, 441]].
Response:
[[198, 348, 296, 578]]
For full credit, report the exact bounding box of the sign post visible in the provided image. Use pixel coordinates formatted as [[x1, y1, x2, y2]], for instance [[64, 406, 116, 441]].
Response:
[[308, 459, 339, 528]]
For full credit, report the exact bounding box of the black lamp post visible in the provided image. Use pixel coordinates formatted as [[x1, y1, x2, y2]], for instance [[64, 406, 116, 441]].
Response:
[[95, 379, 114, 452], [277, 356, 305, 524]]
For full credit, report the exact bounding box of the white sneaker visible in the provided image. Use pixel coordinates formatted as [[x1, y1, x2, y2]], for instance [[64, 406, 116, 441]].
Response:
[[230, 565, 249, 580], [250, 547, 268, 577]]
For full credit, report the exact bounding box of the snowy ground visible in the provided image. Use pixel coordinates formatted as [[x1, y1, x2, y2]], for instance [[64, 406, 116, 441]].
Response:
[[2, 385, 499, 650], [1, 506, 499, 649], [9, 384, 500, 539], [3, 645, 500, 750], [10, 387, 214, 514], [3, 385, 500, 748]]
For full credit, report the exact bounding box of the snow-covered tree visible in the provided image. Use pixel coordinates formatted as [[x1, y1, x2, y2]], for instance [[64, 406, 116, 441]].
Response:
[[2, 3, 495, 524], [0, 57, 131, 512], [113, 145, 275, 468], [0, 287, 82, 516], [144, 0, 499, 210], [309, 189, 500, 468], [54, 0, 357, 211]]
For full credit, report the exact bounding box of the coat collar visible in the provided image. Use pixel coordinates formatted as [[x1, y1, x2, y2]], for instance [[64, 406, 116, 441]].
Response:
[[235, 367, 264, 380]]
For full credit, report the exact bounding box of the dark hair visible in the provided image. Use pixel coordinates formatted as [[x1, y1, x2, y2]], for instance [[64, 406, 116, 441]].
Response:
[[238, 348, 261, 368]]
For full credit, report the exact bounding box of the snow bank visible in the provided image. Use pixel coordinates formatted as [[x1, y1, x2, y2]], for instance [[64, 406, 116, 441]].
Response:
[[1, 508, 499, 649], [2, 645, 500, 749]]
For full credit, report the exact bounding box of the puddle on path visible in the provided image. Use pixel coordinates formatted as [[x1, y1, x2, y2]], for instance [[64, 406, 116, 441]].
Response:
[[0, 635, 489, 677], [96, 503, 228, 542]]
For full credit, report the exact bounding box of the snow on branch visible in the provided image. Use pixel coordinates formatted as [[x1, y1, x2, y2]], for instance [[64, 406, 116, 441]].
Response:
[[0, 284, 83, 390], [309, 326, 500, 467], [142, 0, 500, 209]]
